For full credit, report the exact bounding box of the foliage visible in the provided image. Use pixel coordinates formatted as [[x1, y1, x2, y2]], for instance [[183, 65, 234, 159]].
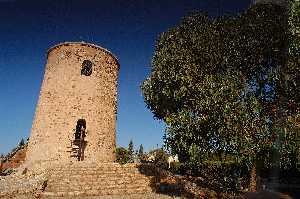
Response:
[[18, 138, 25, 147], [149, 148, 169, 170], [198, 162, 245, 192], [138, 144, 144, 161], [1, 137, 28, 164], [116, 147, 130, 165], [0, 138, 28, 176], [169, 161, 183, 174], [142, 1, 300, 182], [116, 141, 138, 164], [128, 140, 134, 163]]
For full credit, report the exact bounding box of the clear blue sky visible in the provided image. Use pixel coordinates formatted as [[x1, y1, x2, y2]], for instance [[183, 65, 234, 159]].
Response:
[[0, 0, 252, 155]]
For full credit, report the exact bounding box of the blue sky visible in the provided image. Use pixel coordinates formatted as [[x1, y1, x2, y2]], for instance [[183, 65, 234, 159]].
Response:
[[0, 0, 252, 154]]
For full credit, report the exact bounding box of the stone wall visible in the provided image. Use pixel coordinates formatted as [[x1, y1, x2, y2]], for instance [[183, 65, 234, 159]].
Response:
[[25, 42, 119, 169], [42, 162, 154, 197]]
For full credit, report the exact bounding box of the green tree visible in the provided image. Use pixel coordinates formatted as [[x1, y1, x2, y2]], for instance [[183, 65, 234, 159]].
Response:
[[18, 138, 25, 147], [138, 144, 144, 161], [142, 2, 300, 190], [284, 0, 300, 170], [116, 147, 130, 165], [128, 140, 134, 163]]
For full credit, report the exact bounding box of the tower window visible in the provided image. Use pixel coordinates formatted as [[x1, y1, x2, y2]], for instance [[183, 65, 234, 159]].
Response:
[[81, 60, 92, 76]]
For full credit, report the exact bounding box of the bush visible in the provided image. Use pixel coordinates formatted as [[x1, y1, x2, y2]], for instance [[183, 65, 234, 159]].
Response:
[[191, 162, 246, 193], [169, 161, 184, 175], [139, 154, 149, 163], [149, 148, 169, 170], [116, 147, 130, 164]]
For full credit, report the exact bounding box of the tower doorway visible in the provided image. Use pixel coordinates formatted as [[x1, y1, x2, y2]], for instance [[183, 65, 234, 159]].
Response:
[[69, 119, 87, 161]]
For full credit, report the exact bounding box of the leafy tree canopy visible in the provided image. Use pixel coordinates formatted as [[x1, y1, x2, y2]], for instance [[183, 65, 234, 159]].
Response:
[[138, 144, 144, 157], [142, 2, 300, 171], [128, 140, 134, 163]]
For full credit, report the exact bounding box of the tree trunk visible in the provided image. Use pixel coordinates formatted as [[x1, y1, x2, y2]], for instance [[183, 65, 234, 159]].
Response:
[[250, 164, 257, 192]]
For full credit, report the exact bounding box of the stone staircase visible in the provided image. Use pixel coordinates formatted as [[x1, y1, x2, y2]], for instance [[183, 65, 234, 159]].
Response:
[[66, 139, 87, 161], [41, 162, 156, 198]]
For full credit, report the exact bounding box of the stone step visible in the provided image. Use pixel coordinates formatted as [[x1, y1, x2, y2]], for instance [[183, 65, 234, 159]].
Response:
[[41, 193, 177, 199], [48, 171, 148, 177], [42, 163, 156, 197], [55, 165, 145, 171], [48, 171, 149, 177], [46, 178, 152, 186], [47, 171, 148, 179], [42, 186, 152, 197], [47, 175, 151, 182], [46, 181, 152, 190], [50, 167, 145, 172], [45, 182, 153, 192]]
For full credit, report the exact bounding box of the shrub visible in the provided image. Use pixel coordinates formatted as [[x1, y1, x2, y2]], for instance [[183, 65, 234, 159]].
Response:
[[116, 147, 130, 164], [150, 148, 169, 170]]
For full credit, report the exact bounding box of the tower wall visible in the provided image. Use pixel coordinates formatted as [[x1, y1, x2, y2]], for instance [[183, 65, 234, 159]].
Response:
[[25, 42, 119, 168]]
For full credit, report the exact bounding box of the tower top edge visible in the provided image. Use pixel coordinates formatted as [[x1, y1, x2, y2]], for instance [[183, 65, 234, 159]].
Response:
[[253, 0, 288, 7], [47, 41, 120, 67]]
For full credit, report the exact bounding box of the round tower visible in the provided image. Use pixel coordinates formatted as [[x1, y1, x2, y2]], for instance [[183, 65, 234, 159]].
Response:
[[26, 42, 119, 168]]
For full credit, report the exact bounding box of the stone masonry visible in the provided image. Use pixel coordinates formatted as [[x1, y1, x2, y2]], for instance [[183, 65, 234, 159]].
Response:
[[25, 42, 119, 169], [41, 162, 154, 197]]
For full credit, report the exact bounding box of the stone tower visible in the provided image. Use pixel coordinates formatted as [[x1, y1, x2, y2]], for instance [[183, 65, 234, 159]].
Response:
[[25, 42, 119, 169]]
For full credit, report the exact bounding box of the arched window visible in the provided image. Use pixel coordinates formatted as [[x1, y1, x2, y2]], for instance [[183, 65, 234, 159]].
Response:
[[81, 60, 92, 76]]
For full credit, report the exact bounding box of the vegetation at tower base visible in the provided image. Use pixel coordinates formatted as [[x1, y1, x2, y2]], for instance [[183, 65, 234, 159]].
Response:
[[142, 1, 300, 192], [138, 144, 144, 160], [128, 139, 134, 163], [0, 138, 28, 176], [116, 140, 139, 164], [116, 147, 130, 164]]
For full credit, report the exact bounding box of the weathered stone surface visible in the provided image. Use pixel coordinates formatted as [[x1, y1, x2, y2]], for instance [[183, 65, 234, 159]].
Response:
[[42, 193, 178, 199], [25, 42, 119, 169], [41, 163, 155, 197], [0, 167, 48, 199]]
